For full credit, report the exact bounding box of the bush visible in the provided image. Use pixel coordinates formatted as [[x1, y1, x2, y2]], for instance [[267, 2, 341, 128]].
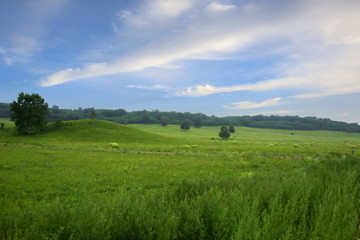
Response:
[[180, 119, 190, 130], [55, 119, 64, 128], [219, 126, 230, 139]]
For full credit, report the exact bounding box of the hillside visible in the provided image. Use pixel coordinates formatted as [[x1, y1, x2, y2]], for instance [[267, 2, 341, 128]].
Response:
[[0, 119, 175, 147], [1, 103, 360, 133]]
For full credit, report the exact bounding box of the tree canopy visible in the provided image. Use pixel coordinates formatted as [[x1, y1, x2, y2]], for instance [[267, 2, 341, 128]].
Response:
[[160, 116, 170, 127], [180, 119, 190, 130], [1, 102, 359, 133], [229, 125, 235, 133], [219, 125, 230, 139], [10, 93, 49, 135]]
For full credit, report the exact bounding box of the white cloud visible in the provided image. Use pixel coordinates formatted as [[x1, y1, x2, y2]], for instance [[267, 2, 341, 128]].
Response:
[[178, 77, 305, 96], [224, 97, 282, 109], [126, 84, 167, 90], [0, 37, 39, 65], [146, 0, 194, 19], [41, 0, 360, 105], [206, 2, 236, 12], [339, 113, 351, 117], [0, 0, 67, 65], [255, 110, 293, 115], [118, 0, 193, 28], [41, 29, 253, 86]]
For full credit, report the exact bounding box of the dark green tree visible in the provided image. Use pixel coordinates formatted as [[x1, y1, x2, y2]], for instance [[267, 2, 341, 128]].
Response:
[[219, 125, 230, 139], [142, 114, 151, 124], [10, 92, 49, 135], [160, 116, 170, 127], [0, 122, 4, 130], [229, 125, 235, 133], [90, 110, 97, 124], [193, 117, 203, 128], [55, 119, 64, 128], [180, 119, 190, 130]]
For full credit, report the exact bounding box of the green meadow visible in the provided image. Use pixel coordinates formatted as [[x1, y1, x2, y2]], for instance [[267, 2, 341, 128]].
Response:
[[0, 119, 359, 239]]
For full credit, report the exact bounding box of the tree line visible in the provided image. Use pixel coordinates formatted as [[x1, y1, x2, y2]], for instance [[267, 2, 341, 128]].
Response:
[[1, 101, 359, 133]]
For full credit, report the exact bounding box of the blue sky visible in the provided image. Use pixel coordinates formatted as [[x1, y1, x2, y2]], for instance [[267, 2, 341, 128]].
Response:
[[1, 0, 360, 123]]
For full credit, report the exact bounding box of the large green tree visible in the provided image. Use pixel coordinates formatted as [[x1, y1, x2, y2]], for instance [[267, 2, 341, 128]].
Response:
[[160, 116, 170, 127], [10, 93, 49, 135], [180, 119, 190, 130], [193, 117, 203, 128], [219, 125, 230, 139], [229, 125, 235, 133]]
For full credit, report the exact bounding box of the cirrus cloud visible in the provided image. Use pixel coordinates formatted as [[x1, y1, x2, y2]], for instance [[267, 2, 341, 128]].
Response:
[[224, 97, 282, 109], [40, 0, 360, 113]]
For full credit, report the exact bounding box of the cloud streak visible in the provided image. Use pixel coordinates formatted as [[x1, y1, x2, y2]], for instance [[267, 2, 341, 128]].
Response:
[[40, 0, 360, 111], [224, 97, 282, 109]]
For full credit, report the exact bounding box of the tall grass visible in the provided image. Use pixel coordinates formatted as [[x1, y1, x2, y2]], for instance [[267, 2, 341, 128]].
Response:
[[1, 157, 359, 240]]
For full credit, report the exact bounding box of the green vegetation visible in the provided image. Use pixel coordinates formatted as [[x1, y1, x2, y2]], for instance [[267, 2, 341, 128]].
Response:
[[1, 102, 360, 132], [219, 125, 231, 139], [229, 125, 235, 133], [1, 119, 360, 239], [160, 116, 170, 127], [9, 93, 49, 135], [180, 119, 190, 131]]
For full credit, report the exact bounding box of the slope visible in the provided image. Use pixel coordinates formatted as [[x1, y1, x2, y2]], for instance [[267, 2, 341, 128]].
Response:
[[0, 119, 176, 147]]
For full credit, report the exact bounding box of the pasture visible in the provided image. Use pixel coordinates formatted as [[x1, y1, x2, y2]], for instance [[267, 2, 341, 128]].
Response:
[[0, 119, 359, 239]]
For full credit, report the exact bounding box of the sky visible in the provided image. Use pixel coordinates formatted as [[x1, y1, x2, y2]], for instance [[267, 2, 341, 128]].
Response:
[[1, 0, 360, 123]]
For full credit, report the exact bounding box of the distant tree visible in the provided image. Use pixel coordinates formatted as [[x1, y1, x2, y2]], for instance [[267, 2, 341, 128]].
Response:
[[0, 103, 10, 118], [229, 125, 235, 133], [10, 92, 49, 135], [180, 119, 190, 130], [194, 117, 203, 128], [219, 125, 230, 139], [90, 110, 97, 124], [160, 116, 170, 127], [142, 114, 151, 124], [55, 119, 64, 128], [48, 105, 61, 121], [0, 122, 4, 130]]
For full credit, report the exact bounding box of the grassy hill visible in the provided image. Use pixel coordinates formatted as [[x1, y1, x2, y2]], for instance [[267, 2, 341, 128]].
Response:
[[0, 119, 177, 149], [0, 118, 14, 127], [1, 119, 360, 239], [131, 124, 360, 154]]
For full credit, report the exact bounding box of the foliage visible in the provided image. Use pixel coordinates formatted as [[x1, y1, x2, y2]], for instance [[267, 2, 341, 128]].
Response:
[[160, 116, 170, 127], [1, 120, 360, 239], [55, 119, 64, 128], [0, 103, 10, 118], [90, 110, 97, 120], [9, 93, 49, 135], [0, 122, 4, 130], [142, 113, 151, 124], [180, 119, 190, 130], [219, 125, 230, 139], [229, 125, 235, 133], [2, 102, 360, 132], [193, 117, 202, 128]]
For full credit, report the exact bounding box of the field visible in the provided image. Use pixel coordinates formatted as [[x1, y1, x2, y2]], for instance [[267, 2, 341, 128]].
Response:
[[0, 119, 359, 239]]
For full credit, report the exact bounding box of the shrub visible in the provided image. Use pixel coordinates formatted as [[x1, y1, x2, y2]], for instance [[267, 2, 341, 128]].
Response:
[[55, 119, 64, 128], [219, 126, 230, 139], [109, 142, 120, 148], [180, 119, 190, 130]]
